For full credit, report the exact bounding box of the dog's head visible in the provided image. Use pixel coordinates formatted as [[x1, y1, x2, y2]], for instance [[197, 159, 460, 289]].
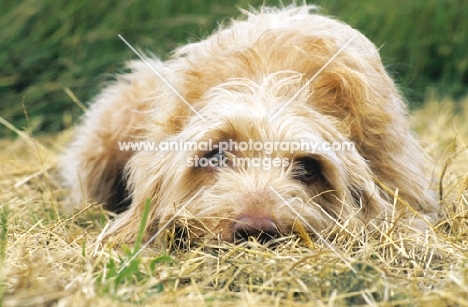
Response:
[[103, 7, 436, 245], [117, 71, 389, 244]]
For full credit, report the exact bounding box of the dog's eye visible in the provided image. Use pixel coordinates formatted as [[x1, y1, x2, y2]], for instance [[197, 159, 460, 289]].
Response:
[[294, 157, 321, 183], [203, 149, 230, 169]]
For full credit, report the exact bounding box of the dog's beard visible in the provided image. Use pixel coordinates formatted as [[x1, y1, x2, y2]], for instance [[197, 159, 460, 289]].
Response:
[[129, 138, 384, 245]]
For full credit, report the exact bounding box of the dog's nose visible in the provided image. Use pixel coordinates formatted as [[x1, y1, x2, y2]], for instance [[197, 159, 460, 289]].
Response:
[[233, 215, 278, 243]]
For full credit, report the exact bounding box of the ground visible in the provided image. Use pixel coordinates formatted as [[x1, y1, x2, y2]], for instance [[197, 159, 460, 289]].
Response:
[[1, 98, 467, 307]]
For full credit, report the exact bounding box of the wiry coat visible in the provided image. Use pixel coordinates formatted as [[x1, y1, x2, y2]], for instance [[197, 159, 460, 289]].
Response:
[[60, 5, 440, 243]]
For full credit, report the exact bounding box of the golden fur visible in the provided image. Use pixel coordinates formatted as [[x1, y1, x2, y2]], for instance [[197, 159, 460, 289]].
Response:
[[60, 5, 440, 244]]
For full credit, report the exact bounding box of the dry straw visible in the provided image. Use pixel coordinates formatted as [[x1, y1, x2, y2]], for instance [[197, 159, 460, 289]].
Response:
[[1, 98, 467, 306]]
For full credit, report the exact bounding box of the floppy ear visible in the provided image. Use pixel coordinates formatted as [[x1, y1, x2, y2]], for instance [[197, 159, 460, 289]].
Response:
[[60, 58, 188, 212], [301, 35, 439, 220], [60, 69, 150, 211]]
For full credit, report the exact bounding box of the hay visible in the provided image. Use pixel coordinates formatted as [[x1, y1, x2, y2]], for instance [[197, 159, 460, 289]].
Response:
[[1, 99, 467, 306]]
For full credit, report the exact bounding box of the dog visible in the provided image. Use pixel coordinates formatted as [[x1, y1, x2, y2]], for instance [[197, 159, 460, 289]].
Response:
[[60, 5, 440, 245]]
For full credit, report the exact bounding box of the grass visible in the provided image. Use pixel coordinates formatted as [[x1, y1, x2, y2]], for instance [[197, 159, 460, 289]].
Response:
[[1, 0, 467, 137], [1, 98, 467, 306]]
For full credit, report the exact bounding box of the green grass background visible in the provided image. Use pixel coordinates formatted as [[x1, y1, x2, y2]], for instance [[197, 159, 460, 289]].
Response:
[[1, 0, 467, 138]]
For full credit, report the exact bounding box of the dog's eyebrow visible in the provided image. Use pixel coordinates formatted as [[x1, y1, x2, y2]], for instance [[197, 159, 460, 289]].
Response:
[[118, 34, 207, 122], [268, 34, 356, 122]]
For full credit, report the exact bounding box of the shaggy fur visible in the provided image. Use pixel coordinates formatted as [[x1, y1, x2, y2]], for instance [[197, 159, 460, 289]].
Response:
[[60, 5, 440, 244]]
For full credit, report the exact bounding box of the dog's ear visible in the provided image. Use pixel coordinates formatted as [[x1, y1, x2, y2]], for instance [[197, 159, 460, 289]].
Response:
[[301, 35, 439, 218], [307, 48, 398, 143], [60, 59, 164, 210]]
